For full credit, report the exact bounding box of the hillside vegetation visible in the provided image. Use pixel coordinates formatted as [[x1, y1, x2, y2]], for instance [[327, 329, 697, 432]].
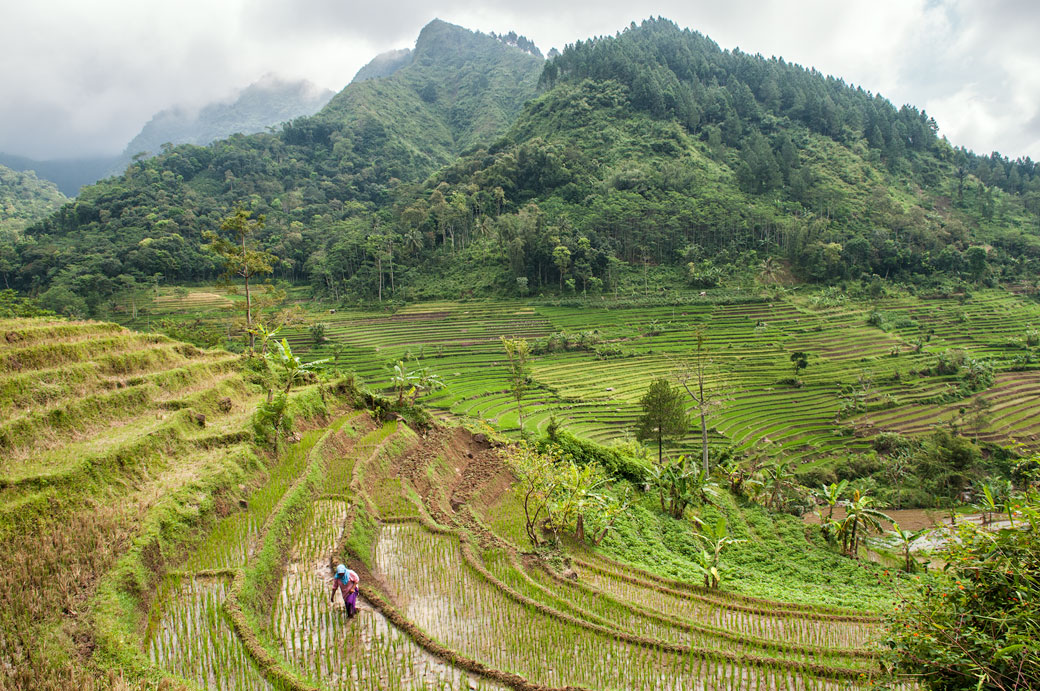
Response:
[[10, 20, 543, 313], [11, 18, 1040, 315], [0, 164, 66, 236]]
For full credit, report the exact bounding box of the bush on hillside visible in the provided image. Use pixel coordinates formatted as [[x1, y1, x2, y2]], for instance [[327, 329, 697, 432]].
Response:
[[884, 490, 1040, 689], [539, 425, 650, 484]]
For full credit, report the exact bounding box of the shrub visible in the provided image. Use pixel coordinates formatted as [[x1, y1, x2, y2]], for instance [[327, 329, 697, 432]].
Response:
[[538, 427, 650, 484], [884, 490, 1040, 689], [873, 432, 913, 455]]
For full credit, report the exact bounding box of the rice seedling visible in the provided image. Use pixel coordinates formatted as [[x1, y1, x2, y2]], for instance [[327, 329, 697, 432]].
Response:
[[146, 575, 273, 691], [374, 522, 905, 690], [574, 562, 877, 650], [271, 500, 505, 689]]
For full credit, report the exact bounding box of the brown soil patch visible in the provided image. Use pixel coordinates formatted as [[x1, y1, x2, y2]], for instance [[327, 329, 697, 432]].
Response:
[[803, 507, 950, 531]]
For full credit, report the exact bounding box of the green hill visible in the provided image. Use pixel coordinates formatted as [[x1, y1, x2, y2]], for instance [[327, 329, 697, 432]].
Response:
[[379, 18, 1040, 300], [0, 164, 66, 235], [12, 20, 542, 313], [12, 17, 1040, 313]]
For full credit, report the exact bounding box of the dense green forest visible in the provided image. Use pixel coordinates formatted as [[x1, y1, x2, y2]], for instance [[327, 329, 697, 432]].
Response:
[[9, 18, 1040, 315], [0, 164, 66, 275]]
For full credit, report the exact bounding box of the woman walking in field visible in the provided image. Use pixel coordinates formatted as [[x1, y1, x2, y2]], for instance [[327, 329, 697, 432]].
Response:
[[329, 563, 360, 617]]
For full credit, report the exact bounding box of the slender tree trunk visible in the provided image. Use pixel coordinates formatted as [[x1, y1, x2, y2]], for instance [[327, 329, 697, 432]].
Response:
[[245, 273, 253, 354], [698, 370, 709, 473], [242, 231, 254, 354]]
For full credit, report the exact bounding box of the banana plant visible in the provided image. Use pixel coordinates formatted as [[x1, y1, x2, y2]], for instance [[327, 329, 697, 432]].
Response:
[[248, 321, 282, 358], [813, 479, 849, 541], [891, 521, 930, 573], [271, 338, 330, 397], [411, 368, 446, 404], [690, 516, 745, 589], [978, 480, 1016, 527], [838, 489, 892, 558], [390, 360, 418, 404]]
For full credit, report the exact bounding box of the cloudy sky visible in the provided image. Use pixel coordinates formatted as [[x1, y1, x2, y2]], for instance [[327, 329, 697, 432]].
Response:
[[1, 0, 1038, 161]]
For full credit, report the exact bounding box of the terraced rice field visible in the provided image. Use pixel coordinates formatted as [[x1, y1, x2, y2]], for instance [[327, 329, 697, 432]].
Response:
[[118, 287, 1040, 466], [134, 398, 910, 689], [5, 315, 913, 688], [278, 290, 1037, 464]]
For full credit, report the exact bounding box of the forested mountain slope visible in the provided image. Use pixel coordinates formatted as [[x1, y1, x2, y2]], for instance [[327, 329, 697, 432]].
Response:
[[11, 18, 1040, 313], [11, 20, 542, 309], [0, 164, 66, 236], [384, 18, 1040, 298]]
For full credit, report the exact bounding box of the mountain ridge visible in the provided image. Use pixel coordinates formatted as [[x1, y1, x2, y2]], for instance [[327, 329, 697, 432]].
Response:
[[12, 17, 1040, 315]]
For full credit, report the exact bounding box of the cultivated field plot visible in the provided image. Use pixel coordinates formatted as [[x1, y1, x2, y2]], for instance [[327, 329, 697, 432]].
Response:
[[372, 521, 899, 690], [282, 290, 1040, 463], [1, 324, 913, 691]]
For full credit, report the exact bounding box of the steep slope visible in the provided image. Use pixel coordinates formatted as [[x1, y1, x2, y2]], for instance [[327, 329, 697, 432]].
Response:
[[13, 20, 542, 308], [0, 164, 66, 234], [382, 18, 1040, 297]]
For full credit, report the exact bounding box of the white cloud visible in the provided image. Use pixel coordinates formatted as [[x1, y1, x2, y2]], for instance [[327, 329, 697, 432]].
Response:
[[0, 0, 1037, 160]]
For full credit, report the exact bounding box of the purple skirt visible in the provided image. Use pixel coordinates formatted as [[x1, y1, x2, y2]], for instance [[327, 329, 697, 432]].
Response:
[[345, 589, 358, 617]]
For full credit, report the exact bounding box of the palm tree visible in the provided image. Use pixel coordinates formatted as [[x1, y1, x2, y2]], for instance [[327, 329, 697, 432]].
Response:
[[839, 490, 892, 558]]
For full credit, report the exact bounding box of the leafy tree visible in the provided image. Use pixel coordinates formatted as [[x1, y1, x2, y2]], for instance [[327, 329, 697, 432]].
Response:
[[790, 351, 810, 377], [965, 396, 992, 443], [203, 209, 275, 354], [501, 337, 532, 434], [635, 377, 688, 465]]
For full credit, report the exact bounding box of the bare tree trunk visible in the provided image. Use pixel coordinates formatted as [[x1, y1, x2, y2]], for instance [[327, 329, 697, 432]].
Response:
[[245, 273, 253, 353], [699, 370, 709, 474], [242, 232, 254, 354]]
